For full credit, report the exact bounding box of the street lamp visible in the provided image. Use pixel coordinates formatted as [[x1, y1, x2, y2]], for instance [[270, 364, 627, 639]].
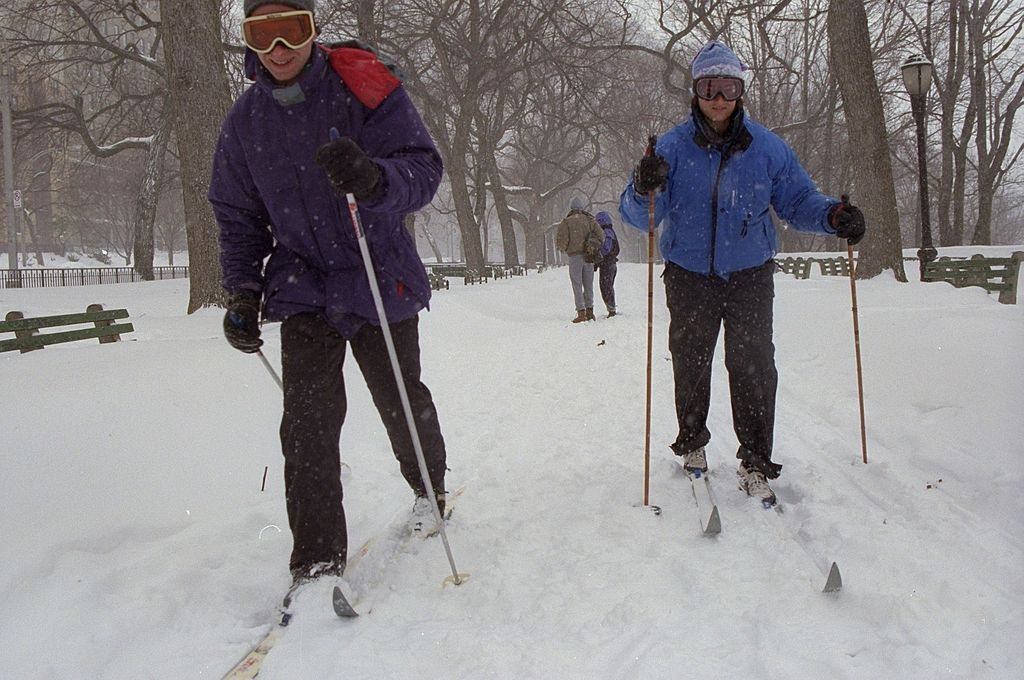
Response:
[[901, 54, 935, 281]]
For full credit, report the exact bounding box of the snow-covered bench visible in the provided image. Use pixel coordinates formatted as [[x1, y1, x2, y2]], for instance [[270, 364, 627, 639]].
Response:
[[773, 256, 812, 279], [0, 304, 134, 353], [923, 252, 1023, 304]]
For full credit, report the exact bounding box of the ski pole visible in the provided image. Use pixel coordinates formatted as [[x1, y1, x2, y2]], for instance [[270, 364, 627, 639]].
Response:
[[332, 128, 466, 585], [841, 195, 868, 464], [256, 349, 283, 389], [643, 134, 657, 508]]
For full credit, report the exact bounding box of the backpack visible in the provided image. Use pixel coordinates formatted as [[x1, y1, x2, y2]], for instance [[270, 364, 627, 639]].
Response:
[[583, 229, 603, 264]]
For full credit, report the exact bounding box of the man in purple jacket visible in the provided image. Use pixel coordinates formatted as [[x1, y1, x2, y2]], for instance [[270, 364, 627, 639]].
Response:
[[209, 0, 448, 584]]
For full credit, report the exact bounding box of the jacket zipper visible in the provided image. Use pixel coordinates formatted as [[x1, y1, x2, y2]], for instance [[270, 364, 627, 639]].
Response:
[[709, 151, 727, 274]]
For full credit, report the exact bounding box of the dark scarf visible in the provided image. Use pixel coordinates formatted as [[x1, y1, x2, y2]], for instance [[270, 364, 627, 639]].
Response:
[[691, 98, 752, 155]]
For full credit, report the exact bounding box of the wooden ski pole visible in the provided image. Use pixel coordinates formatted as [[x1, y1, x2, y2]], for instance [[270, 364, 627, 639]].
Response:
[[842, 196, 868, 464], [643, 135, 657, 507]]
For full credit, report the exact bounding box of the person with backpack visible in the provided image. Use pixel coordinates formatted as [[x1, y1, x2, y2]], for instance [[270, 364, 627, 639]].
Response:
[[593, 211, 620, 318], [555, 197, 605, 323], [618, 41, 865, 506], [209, 0, 450, 586]]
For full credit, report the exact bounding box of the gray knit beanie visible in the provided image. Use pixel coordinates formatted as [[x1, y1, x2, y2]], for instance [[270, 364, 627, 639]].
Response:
[[244, 0, 315, 17]]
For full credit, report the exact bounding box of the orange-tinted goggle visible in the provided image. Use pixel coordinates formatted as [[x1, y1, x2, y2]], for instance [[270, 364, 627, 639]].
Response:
[[242, 10, 316, 54], [694, 77, 744, 101]]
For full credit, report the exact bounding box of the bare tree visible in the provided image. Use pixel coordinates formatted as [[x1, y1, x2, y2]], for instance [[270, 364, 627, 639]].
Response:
[[967, 0, 1024, 245], [827, 0, 907, 279], [159, 0, 232, 311], [8, 0, 168, 269], [131, 123, 169, 278]]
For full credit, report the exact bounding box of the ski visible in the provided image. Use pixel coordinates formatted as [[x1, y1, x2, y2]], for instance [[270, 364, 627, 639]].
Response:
[[681, 463, 721, 535], [332, 485, 465, 618], [224, 486, 466, 676], [221, 583, 301, 679], [765, 502, 842, 593], [332, 582, 359, 617]]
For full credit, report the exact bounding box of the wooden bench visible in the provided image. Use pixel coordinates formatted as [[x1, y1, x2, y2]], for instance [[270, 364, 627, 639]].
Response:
[[816, 256, 851, 277], [463, 268, 488, 285], [923, 252, 1023, 304], [429, 264, 481, 285], [482, 265, 507, 280], [773, 256, 812, 279], [428, 272, 449, 291], [1, 304, 134, 353]]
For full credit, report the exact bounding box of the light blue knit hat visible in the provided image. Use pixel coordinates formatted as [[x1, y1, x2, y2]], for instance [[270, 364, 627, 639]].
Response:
[[691, 41, 748, 81]]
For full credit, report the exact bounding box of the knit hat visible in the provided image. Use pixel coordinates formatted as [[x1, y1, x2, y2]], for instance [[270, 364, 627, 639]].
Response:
[[691, 41, 748, 81], [595, 211, 613, 226], [244, 0, 315, 17], [569, 196, 587, 212]]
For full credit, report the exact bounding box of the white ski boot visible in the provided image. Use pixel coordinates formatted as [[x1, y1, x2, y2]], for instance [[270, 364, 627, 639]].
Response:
[[681, 447, 708, 475], [737, 461, 776, 507]]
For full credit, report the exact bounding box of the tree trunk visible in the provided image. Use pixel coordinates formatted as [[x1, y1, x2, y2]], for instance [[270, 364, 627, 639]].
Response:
[[938, 0, 964, 246], [418, 219, 445, 262], [356, 0, 377, 44], [21, 209, 46, 266], [488, 166, 520, 266], [447, 160, 485, 269], [160, 0, 233, 312], [827, 0, 907, 281], [131, 125, 168, 281], [968, 1, 990, 245], [523, 210, 546, 267], [473, 158, 488, 261]]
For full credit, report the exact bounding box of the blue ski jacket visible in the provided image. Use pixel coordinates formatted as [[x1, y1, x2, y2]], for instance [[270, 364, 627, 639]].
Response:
[[619, 107, 839, 279]]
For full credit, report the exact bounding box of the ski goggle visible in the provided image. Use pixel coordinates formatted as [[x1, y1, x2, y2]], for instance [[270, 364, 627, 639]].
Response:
[[242, 10, 316, 54], [694, 77, 745, 101]]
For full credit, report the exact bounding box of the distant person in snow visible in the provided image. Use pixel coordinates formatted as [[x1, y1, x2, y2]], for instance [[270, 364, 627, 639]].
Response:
[[593, 211, 621, 318], [555, 197, 605, 323], [209, 0, 450, 585], [618, 40, 865, 506]]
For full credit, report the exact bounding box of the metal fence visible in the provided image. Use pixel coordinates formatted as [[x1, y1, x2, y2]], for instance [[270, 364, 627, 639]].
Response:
[[0, 266, 189, 289]]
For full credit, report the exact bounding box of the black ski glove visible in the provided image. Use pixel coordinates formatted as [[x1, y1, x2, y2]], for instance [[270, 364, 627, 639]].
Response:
[[223, 290, 262, 354], [634, 153, 670, 195], [829, 199, 866, 245], [315, 136, 382, 200]]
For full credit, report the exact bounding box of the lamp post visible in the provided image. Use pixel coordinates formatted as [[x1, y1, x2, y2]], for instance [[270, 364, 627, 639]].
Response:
[[901, 54, 935, 281]]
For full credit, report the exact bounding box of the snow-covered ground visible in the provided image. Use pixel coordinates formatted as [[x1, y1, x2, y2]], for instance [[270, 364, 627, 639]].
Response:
[[1, 253, 1022, 679]]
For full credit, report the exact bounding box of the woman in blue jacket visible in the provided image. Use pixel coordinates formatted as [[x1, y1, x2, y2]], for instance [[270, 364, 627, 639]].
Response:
[[619, 41, 865, 506]]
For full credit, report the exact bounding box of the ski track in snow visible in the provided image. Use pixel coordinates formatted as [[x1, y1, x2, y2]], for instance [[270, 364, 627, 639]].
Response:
[[1, 257, 1022, 679]]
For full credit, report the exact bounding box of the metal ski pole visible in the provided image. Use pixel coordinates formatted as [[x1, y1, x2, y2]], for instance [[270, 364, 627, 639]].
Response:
[[841, 195, 868, 464], [256, 349, 283, 389], [332, 128, 466, 586], [643, 134, 657, 511]]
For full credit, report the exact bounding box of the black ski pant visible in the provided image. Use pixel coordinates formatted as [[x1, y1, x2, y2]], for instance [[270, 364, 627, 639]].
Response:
[[664, 260, 780, 478], [279, 312, 447, 577], [597, 261, 617, 313]]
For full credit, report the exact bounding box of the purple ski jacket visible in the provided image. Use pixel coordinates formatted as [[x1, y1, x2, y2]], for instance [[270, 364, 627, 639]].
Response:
[[209, 45, 443, 338]]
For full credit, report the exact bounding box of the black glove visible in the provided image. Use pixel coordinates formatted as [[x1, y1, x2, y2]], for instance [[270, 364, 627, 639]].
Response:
[[223, 290, 262, 354], [315, 137, 382, 200], [829, 200, 866, 245], [634, 153, 669, 195]]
